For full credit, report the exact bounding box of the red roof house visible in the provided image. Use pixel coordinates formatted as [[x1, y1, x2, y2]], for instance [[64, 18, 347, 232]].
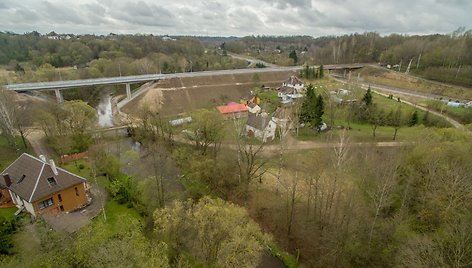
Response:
[[216, 103, 248, 119]]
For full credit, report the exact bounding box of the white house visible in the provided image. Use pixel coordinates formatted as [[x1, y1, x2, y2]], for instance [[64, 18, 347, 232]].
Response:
[[245, 113, 277, 142], [278, 86, 303, 104], [282, 76, 304, 91], [246, 102, 262, 114]]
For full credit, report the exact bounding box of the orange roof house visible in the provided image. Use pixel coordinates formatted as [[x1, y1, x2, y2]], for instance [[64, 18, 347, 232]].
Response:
[[216, 103, 248, 119]]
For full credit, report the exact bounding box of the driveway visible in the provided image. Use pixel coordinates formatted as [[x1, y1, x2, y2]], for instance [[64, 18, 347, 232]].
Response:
[[42, 186, 106, 233]]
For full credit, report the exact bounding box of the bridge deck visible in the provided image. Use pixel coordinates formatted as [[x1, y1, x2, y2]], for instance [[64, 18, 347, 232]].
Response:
[[3, 64, 364, 91]]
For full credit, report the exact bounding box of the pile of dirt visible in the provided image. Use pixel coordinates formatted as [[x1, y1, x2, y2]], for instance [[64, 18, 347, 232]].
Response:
[[122, 70, 298, 117]]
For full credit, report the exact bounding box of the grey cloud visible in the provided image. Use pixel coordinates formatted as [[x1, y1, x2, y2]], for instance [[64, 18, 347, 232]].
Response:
[[40, 1, 86, 24], [262, 0, 312, 9], [109, 1, 176, 27], [0, 0, 471, 36]]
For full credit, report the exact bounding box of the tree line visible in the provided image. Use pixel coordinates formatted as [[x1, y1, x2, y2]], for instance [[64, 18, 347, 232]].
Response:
[[225, 29, 472, 86]]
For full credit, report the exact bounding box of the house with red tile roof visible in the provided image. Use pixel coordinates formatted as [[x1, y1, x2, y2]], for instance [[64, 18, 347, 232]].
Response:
[[216, 102, 248, 119]]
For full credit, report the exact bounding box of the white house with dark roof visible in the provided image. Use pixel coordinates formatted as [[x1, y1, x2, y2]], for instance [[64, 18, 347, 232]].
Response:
[[282, 76, 304, 91], [245, 113, 277, 142], [1, 153, 89, 217]]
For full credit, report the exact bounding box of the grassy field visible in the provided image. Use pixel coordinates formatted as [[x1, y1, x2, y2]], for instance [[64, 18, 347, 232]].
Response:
[[355, 66, 472, 100], [422, 100, 472, 124], [292, 77, 451, 142], [0, 207, 17, 220], [0, 136, 32, 171]]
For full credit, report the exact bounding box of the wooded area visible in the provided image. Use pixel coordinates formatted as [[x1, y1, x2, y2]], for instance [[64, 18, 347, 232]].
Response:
[[225, 29, 472, 86]]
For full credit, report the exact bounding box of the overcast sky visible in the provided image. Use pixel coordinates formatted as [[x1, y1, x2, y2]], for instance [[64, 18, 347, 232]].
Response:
[[1, 0, 471, 37]]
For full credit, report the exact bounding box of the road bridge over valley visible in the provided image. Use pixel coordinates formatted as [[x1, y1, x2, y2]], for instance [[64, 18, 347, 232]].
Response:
[[3, 64, 364, 102]]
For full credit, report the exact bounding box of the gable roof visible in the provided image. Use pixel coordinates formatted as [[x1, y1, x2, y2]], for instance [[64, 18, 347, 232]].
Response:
[[217, 103, 248, 114], [278, 86, 298, 94], [1, 153, 87, 202], [247, 114, 271, 130], [283, 76, 304, 85]]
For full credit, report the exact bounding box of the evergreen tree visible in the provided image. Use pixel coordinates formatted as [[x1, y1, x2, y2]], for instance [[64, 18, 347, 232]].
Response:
[[299, 84, 316, 124], [319, 64, 324, 78], [409, 110, 419, 126], [289, 50, 298, 64], [362, 86, 373, 106], [313, 94, 325, 131], [304, 64, 310, 78]]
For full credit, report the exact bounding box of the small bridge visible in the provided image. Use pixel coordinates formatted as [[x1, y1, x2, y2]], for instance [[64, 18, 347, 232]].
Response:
[[3, 64, 364, 102]]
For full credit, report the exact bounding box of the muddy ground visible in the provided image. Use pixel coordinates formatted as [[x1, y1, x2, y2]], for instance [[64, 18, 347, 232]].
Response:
[[122, 70, 298, 117]]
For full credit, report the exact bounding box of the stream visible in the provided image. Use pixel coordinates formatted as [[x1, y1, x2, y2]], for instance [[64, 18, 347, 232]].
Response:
[[97, 93, 114, 128]]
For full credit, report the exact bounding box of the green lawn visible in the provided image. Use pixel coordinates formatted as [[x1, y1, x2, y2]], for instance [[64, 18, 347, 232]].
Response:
[[62, 159, 110, 188], [0, 207, 17, 221], [0, 136, 32, 171]]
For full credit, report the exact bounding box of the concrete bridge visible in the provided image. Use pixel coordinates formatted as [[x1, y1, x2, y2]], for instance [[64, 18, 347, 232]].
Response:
[[3, 64, 364, 102]]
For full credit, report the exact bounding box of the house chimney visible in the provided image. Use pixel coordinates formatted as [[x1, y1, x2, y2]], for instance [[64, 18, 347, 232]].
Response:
[[49, 160, 58, 175], [39, 155, 47, 162], [3, 174, 12, 187]]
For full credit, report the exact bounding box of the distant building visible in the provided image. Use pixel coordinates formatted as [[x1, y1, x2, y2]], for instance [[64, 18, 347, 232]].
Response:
[[1, 154, 89, 218], [162, 35, 177, 41], [169, 117, 193, 126], [246, 102, 262, 114], [465, 101, 472, 108], [217, 102, 248, 119], [278, 86, 303, 104], [245, 113, 277, 142], [447, 101, 464, 108], [282, 76, 304, 91]]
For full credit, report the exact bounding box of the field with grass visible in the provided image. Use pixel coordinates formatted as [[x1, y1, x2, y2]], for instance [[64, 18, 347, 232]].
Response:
[[422, 100, 472, 124], [0, 136, 32, 171], [292, 77, 451, 142], [355, 66, 472, 100], [0, 207, 17, 221]]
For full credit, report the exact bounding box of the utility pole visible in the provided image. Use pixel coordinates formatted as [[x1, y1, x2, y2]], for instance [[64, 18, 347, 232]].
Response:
[[416, 53, 422, 69], [405, 59, 413, 74]]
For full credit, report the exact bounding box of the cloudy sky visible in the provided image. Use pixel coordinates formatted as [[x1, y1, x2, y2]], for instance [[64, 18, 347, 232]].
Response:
[[0, 0, 471, 37]]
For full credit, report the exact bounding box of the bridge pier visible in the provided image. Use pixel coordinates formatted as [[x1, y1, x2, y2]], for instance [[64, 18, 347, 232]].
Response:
[[125, 83, 131, 100], [54, 89, 64, 103]]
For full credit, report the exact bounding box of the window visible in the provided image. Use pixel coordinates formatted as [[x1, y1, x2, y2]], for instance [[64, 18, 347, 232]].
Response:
[[75, 187, 79, 196], [59, 205, 64, 211], [58, 194, 62, 202], [38, 198, 54, 209], [47, 177, 57, 186], [18, 175, 26, 183]]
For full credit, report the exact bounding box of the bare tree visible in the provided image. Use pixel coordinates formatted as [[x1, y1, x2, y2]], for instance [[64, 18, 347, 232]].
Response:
[[0, 89, 18, 147]]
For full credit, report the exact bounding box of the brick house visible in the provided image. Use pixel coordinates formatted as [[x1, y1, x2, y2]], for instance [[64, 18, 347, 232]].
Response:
[[1, 153, 89, 218]]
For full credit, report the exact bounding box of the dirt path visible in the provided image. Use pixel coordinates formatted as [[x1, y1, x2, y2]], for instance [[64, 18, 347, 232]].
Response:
[[26, 129, 58, 158]]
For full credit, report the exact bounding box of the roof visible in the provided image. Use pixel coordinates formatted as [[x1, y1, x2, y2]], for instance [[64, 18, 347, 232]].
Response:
[[1, 153, 87, 202], [217, 103, 248, 114], [278, 86, 298, 94], [283, 76, 304, 85], [247, 102, 258, 109], [247, 114, 270, 130]]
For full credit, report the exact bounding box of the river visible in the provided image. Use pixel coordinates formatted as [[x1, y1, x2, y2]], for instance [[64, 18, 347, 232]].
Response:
[[97, 93, 114, 127]]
